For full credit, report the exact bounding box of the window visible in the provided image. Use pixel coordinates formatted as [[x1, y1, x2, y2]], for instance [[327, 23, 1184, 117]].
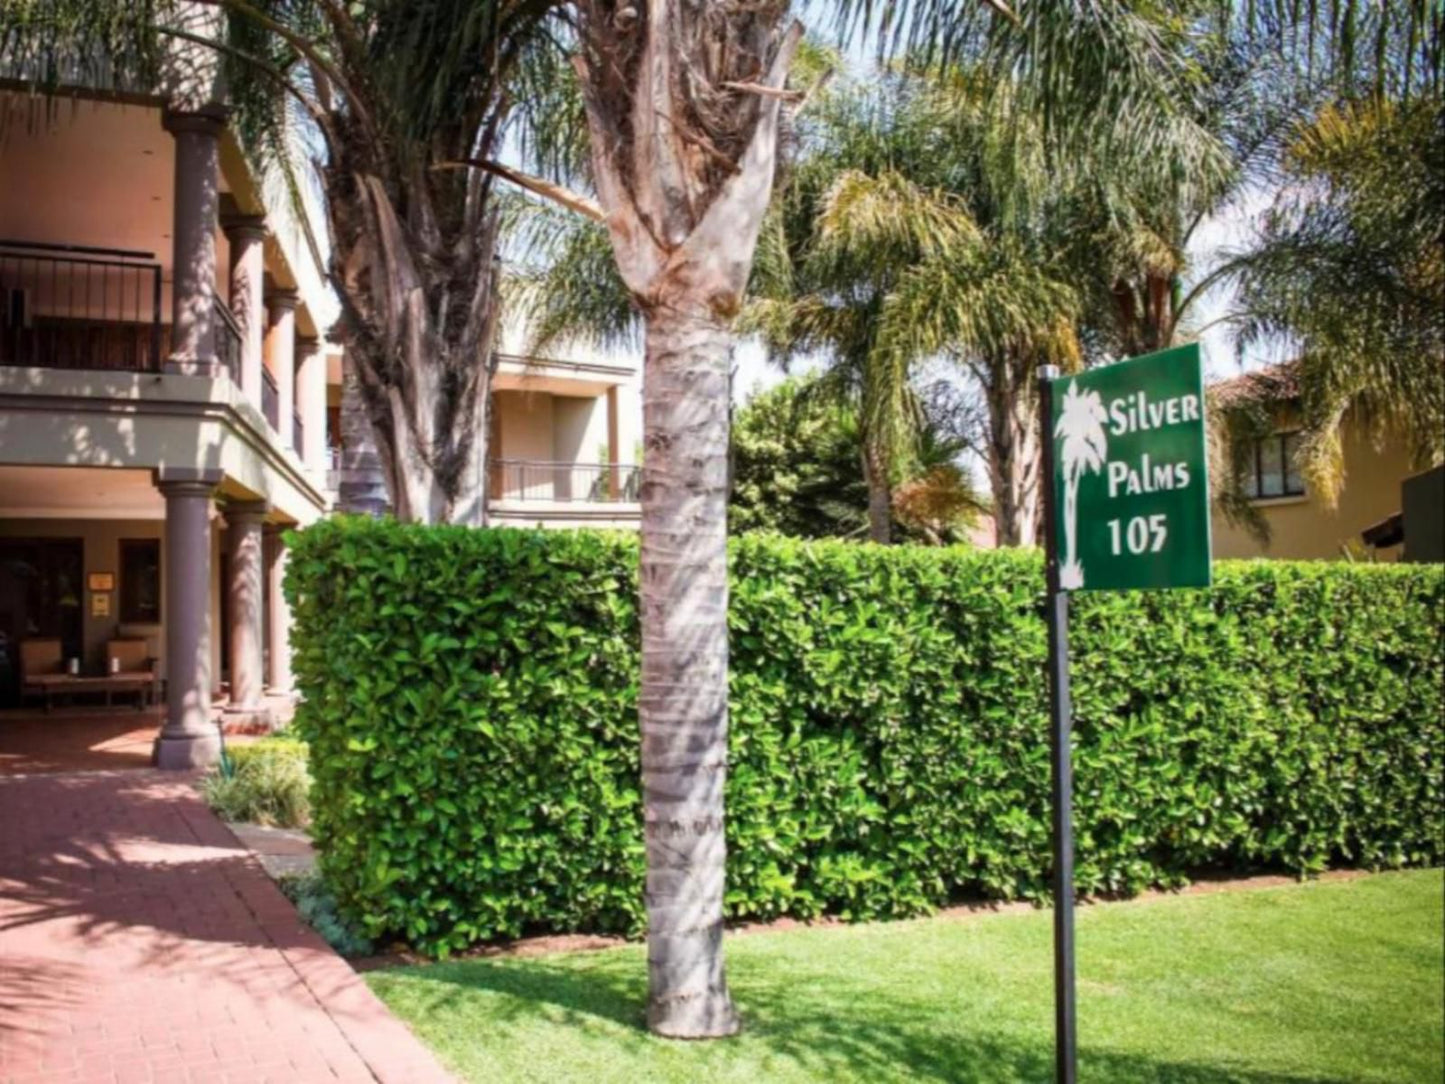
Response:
[[1243, 432, 1305, 500], [119, 539, 161, 624]]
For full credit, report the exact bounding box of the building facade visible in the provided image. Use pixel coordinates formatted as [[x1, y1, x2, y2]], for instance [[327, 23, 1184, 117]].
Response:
[[1210, 364, 1428, 561], [0, 82, 640, 767]]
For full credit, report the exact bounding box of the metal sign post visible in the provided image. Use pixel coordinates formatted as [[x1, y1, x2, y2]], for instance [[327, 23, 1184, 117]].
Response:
[[1038, 364, 1077, 1084], [1038, 343, 1213, 1084]]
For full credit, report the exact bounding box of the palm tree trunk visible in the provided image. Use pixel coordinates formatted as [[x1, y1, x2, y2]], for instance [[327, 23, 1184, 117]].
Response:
[[336, 355, 393, 518], [987, 359, 1042, 546], [862, 443, 893, 544], [639, 301, 739, 1039]]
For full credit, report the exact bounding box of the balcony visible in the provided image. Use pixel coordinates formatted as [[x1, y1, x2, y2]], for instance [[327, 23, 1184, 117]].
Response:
[[1, 240, 163, 371], [1, 239, 247, 385], [215, 297, 243, 384], [490, 459, 640, 503]]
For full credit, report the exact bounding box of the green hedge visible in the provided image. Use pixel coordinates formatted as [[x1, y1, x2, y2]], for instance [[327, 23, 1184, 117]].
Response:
[[287, 519, 1444, 955]]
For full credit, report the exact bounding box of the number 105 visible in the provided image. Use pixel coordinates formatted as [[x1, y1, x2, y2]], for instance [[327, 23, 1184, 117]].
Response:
[[1108, 514, 1168, 555]]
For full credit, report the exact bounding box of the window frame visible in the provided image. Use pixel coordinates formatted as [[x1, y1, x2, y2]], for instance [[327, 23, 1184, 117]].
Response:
[[118, 538, 162, 625], [1245, 431, 1306, 500]]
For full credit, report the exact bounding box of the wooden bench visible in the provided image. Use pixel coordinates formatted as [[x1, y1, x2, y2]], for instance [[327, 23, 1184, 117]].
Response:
[[19, 638, 158, 712], [27, 673, 156, 712]]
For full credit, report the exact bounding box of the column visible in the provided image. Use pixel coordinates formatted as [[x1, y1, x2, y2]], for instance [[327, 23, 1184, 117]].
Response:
[[222, 214, 267, 403], [264, 290, 298, 446], [264, 526, 295, 696], [224, 501, 272, 728], [153, 468, 223, 769], [606, 386, 621, 500], [162, 106, 226, 376], [296, 336, 327, 470]]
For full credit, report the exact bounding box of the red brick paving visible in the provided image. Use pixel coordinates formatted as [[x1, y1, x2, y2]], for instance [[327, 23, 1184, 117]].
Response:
[[0, 700, 293, 777], [0, 711, 162, 775], [0, 771, 453, 1083]]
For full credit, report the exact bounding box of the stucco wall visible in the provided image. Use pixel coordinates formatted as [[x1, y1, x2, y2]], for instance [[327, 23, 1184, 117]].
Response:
[[0, 94, 232, 318], [1212, 419, 1417, 561], [495, 390, 555, 499]]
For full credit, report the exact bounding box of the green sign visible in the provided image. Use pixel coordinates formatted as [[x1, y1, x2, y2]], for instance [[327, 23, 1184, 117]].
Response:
[[1049, 343, 1212, 592]]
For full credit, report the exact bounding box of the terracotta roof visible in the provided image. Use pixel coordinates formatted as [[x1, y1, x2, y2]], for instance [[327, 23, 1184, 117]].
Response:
[[1209, 361, 1301, 409]]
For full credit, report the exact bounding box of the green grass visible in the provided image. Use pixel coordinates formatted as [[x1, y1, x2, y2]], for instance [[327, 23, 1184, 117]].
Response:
[[368, 870, 1444, 1083]]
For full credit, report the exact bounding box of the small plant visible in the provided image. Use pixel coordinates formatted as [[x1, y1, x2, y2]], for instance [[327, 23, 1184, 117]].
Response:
[[202, 734, 311, 828], [278, 872, 374, 957]]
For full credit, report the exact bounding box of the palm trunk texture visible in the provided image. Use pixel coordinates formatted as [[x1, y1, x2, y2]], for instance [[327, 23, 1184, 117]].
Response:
[[639, 303, 738, 1037], [988, 362, 1042, 546], [863, 443, 893, 544]]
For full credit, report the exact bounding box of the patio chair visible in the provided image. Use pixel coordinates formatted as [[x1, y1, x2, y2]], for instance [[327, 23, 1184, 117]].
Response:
[[19, 638, 65, 711], [106, 639, 158, 709]]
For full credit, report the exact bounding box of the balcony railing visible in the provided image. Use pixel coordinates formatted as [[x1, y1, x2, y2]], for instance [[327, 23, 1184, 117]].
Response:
[[213, 297, 243, 385], [489, 459, 640, 503], [261, 367, 279, 431], [0, 240, 163, 371]]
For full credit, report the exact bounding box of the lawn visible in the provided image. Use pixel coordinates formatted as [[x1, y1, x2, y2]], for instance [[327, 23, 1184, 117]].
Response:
[[367, 869, 1443, 1084]]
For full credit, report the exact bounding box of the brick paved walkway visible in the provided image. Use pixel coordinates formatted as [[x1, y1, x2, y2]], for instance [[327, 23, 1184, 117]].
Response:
[[0, 771, 453, 1083]]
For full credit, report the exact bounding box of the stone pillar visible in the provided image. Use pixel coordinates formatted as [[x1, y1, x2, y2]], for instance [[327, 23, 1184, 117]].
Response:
[[606, 386, 621, 500], [154, 468, 223, 769], [222, 214, 267, 403], [224, 501, 272, 727], [296, 336, 328, 471], [264, 526, 295, 696], [264, 290, 298, 446], [162, 107, 226, 376]]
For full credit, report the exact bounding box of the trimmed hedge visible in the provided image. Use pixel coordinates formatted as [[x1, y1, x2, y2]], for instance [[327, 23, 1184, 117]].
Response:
[[287, 519, 1444, 955]]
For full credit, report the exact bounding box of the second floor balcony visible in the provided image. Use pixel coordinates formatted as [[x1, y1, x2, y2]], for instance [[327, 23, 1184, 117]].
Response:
[[489, 459, 641, 503], [0, 90, 334, 487]]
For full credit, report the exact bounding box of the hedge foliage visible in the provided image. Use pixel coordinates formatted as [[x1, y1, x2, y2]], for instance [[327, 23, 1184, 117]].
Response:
[[287, 518, 1444, 955]]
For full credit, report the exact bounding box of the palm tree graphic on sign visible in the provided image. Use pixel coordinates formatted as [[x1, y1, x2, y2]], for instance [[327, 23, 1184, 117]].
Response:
[[1054, 379, 1109, 589]]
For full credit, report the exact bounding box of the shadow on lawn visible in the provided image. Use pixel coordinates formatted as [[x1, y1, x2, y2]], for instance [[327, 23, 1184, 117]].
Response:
[[386, 952, 1353, 1084]]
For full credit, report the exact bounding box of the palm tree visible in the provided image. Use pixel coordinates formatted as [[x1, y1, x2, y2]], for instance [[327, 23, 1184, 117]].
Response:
[[746, 157, 982, 543], [558, 3, 806, 1039], [1052, 379, 1109, 589], [1228, 96, 1444, 504]]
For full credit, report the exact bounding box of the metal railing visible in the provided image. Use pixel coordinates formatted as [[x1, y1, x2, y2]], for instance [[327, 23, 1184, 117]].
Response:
[[213, 296, 243, 384], [261, 366, 279, 430], [0, 239, 163, 371], [489, 459, 640, 503]]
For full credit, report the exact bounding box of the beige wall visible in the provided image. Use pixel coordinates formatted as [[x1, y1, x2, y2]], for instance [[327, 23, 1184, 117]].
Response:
[[552, 395, 608, 464], [1213, 417, 1417, 561], [0, 516, 226, 687], [0, 94, 234, 318]]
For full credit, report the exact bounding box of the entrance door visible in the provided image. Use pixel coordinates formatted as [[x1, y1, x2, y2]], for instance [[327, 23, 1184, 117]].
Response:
[[0, 539, 84, 705]]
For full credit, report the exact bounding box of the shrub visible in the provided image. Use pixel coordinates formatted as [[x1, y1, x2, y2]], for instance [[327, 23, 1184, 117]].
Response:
[[204, 734, 312, 828], [287, 519, 1445, 956], [278, 872, 374, 957]]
